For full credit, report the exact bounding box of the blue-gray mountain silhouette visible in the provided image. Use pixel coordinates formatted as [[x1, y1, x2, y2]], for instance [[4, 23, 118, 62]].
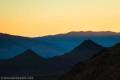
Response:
[[49, 40, 104, 73], [0, 31, 120, 59]]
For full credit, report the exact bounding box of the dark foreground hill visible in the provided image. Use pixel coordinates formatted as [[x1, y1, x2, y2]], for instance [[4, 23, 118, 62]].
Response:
[[61, 42, 120, 80], [0, 50, 47, 76]]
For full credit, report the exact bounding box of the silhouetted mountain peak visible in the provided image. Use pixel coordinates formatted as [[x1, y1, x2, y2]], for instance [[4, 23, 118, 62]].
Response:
[[12, 49, 45, 62], [50, 40, 104, 68], [62, 42, 120, 80], [81, 40, 96, 45], [22, 49, 38, 55], [75, 40, 103, 50]]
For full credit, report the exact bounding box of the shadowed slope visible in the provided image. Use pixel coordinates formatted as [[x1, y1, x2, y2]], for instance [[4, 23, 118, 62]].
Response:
[[8, 49, 46, 66], [62, 42, 120, 80], [49, 40, 104, 73]]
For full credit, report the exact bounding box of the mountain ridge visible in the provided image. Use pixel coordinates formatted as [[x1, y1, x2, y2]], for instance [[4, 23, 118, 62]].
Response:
[[0, 31, 120, 59], [35, 31, 120, 38], [48, 40, 104, 74]]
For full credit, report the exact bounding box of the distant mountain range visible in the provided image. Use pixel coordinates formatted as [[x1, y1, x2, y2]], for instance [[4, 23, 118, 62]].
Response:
[[0, 40, 104, 76], [0, 37, 120, 80], [62, 41, 120, 80], [0, 31, 120, 58]]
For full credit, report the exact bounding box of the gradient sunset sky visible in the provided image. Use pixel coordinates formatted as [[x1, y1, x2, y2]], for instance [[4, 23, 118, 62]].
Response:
[[0, 0, 120, 37]]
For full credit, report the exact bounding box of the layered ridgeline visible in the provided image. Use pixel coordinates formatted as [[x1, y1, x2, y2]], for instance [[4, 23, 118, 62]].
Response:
[[62, 42, 120, 80], [0, 33, 64, 59], [0, 40, 120, 80], [0, 31, 120, 59], [0, 40, 104, 76]]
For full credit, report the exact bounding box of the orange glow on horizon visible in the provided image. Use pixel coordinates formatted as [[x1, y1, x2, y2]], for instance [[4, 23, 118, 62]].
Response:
[[0, 0, 120, 37]]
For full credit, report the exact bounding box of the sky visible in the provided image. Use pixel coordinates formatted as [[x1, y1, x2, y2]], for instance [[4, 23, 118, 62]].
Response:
[[0, 0, 120, 37]]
